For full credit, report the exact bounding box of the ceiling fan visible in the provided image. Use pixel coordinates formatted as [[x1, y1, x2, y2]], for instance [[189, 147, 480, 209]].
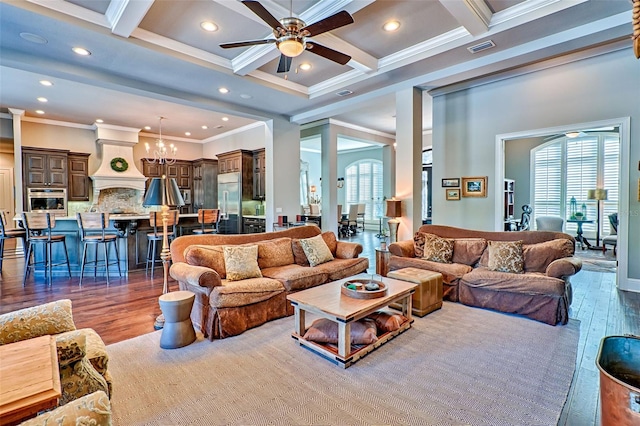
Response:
[[220, 0, 354, 73]]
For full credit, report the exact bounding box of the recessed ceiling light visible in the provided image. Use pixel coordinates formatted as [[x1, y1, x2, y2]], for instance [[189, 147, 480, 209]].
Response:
[[222, 117, 229, 122], [299, 63, 312, 71], [240, 94, 252, 99], [39, 80, 53, 86], [185, 132, 191, 136], [95, 119, 104, 123], [20, 32, 47, 44], [37, 97, 48, 103], [383, 20, 400, 32], [201, 125, 208, 129], [144, 126, 151, 130], [218, 87, 229, 94], [200, 21, 218, 32], [72, 47, 91, 56], [35, 110, 45, 115]]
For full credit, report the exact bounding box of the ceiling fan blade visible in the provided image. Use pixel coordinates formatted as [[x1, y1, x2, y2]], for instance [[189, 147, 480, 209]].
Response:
[[306, 43, 351, 65], [277, 54, 292, 73], [301, 11, 353, 37], [220, 39, 275, 49], [242, 1, 282, 31]]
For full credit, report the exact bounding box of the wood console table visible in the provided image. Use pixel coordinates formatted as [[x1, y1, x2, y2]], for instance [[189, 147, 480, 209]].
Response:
[[0, 336, 61, 425]]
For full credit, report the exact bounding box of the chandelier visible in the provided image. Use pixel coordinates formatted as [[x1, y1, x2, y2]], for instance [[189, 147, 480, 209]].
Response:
[[144, 117, 177, 165]]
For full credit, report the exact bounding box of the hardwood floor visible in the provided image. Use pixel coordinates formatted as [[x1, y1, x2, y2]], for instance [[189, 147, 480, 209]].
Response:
[[1, 229, 638, 425]]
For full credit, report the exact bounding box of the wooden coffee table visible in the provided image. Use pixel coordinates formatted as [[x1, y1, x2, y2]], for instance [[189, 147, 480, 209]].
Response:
[[0, 335, 61, 425], [287, 273, 417, 368]]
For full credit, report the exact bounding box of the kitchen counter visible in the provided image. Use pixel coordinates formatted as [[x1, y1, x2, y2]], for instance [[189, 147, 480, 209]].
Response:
[[242, 215, 266, 219]]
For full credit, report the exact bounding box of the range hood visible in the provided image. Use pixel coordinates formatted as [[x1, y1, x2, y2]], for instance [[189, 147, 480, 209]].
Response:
[[90, 124, 146, 200]]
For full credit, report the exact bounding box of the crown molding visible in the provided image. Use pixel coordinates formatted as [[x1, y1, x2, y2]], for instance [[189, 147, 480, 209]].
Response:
[[21, 116, 95, 130]]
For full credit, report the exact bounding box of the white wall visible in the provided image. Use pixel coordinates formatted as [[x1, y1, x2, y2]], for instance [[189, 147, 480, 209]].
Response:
[[432, 48, 640, 281], [202, 124, 266, 158]]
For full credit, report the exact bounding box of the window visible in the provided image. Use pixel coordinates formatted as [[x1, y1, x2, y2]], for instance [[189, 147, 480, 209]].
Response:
[[532, 132, 619, 236], [345, 160, 383, 220]]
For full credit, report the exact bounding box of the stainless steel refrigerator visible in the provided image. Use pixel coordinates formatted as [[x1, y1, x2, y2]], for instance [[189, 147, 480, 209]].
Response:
[[217, 172, 242, 234]]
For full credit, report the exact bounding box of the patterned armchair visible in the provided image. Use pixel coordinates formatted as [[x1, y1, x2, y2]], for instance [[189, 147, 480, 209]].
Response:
[[18, 391, 111, 426], [0, 300, 112, 406]]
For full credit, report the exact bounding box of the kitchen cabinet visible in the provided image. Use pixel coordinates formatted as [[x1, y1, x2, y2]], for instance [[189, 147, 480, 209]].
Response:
[[192, 158, 218, 210], [217, 150, 254, 200], [166, 161, 192, 189], [23, 148, 68, 188], [68, 152, 90, 201], [243, 217, 266, 233], [253, 148, 265, 200]]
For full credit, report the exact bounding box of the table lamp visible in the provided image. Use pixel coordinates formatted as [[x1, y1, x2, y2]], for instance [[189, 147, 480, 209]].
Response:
[[143, 176, 184, 329], [587, 188, 608, 248], [385, 199, 402, 243]]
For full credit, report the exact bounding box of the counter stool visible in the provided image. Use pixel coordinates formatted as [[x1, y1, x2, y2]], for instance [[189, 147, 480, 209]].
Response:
[[22, 212, 72, 285], [159, 290, 196, 349], [77, 212, 122, 286], [146, 210, 179, 280], [192, 209, 219, 235], [0, 211, 27, 273]]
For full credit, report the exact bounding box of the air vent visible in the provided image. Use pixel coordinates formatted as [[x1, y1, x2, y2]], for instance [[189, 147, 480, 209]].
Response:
[[467, 40, 495, 54], [336, 90, 353, 97]]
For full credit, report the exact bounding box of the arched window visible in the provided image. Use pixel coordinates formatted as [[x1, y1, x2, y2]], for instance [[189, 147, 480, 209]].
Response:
[[345, 159, 383, 220]]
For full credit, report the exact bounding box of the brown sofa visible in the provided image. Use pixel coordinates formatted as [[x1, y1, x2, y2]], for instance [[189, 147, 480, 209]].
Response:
[[170, 225, 369, 339], [387, 225, 582, 325]]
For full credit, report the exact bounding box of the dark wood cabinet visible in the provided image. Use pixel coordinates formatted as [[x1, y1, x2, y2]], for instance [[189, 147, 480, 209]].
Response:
[[23, 148, 68, 188], [68, 152, 90, 201], [141, 160, 191, 189], [217, 150, 254, 200], [192, 158, 218, 210], [253, 148, 265, 200]]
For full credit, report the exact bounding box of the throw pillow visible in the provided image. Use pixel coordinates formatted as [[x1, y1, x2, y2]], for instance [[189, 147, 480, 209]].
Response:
[[452, 238, 487, 266], [299, 234, 334, 267], [422, 233, 454, 263], [184, 245, 226, 278], [292, 232, 338, 266], [487, 240, 524, 273], [413, 232, 426, 258], [303, 318, 378, 345], [257, 238, 294, 269], [367, 311, 408, 333], [223, 245, 262, 281], [523, 238, 574, 273]]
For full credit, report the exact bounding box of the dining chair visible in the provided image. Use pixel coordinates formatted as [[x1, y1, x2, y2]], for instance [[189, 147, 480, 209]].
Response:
[[77, 212, 122, 286]]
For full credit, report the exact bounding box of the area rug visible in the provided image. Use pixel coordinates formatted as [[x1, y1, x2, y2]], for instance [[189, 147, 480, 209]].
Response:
[[107, 302, 580, 426], [575, 248, 617, 273]]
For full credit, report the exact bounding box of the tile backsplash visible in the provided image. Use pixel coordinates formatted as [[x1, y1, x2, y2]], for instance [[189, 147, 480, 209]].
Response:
[[69, 188, 151, 215]]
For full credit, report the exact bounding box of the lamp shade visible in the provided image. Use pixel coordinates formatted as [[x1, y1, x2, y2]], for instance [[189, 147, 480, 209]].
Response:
[[385, 199, 402, 218], [587, 188, 608, 201], [143, 177, 185, 207]]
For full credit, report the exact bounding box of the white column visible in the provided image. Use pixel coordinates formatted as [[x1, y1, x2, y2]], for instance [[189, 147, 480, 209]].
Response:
[[8, 108, 24, 214], [320, 123, 338, 234], [395, 88, 423, 241]]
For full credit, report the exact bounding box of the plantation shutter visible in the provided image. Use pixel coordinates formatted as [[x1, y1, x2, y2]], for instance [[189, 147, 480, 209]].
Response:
[[565, 137, 598, 234], [533, 143, 562, 219], [602, 136, 620, 234], [344, 160, 384, 221]]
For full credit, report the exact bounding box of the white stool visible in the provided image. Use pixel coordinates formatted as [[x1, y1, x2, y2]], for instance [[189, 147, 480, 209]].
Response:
[[159, 291, 196, 349]]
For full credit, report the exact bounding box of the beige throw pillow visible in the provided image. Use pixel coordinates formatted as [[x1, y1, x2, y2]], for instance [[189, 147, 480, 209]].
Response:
[[299, 234, 334, 267], [303, 318, 378, 345], [487, 240, 524, 273], [223, 245, 262, 281], [422, 233, 454, 263]]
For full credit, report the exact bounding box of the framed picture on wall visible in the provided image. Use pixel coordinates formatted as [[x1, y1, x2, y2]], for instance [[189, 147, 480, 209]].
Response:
[[461, 176, 488, 197], [442, 178, 460, 187], [446, 188, 460, 200]]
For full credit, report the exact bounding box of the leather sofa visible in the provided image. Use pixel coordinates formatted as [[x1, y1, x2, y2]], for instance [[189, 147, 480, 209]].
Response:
[[170, 225, 369, 339], [388, 225, 582, 325], [0, 300, 112, 406]]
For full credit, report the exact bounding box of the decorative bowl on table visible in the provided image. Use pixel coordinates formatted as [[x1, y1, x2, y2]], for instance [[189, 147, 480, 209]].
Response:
[[341, 279, 387, 299]]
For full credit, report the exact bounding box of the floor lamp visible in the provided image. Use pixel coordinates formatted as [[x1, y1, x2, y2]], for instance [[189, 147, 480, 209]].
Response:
[[143, 176, 184, 329], [385, 199, 402, 243], [587, 188, 607, 249]]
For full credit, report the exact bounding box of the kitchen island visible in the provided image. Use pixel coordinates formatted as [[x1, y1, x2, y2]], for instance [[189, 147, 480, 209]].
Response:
[[14, 213, 201, 277]]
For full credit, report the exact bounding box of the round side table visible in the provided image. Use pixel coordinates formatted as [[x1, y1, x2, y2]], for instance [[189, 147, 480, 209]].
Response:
[[159, 290, 196, 349]]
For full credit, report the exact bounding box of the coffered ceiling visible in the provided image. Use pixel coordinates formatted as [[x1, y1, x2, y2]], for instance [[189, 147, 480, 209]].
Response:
[[0, 0, 633, 140]]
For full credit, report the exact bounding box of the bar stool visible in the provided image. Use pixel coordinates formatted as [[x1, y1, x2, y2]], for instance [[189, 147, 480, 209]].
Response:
[[77, 212, 122, 286], [22, 212, 71, 285], [146, 210, 179, 279], [192, 209, 220, 235], [0, 211, 27, 273]]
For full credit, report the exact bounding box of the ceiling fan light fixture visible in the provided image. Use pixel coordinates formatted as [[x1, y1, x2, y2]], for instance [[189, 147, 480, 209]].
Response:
[[278, 38, 305, 57]]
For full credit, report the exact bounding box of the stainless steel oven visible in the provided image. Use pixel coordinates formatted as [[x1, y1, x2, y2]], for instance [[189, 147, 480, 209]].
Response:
[[27, 188, 67, 216]]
